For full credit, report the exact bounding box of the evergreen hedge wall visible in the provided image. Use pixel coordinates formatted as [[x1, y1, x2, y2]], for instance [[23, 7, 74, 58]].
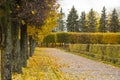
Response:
[[43, 32, 120, 65], [43, 33, 56, 43], [43, 32, 120, 44], [69, 44, 120, 65]]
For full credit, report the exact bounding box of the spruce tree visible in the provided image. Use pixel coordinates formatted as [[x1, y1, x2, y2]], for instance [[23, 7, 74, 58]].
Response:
[[109, 8, 119, 32], [57, 8, 65, 31], [99, 7, 107, 32], [66, 6, 79, 32], [87, 9, 97, 32], [79, 11, 88, 32]]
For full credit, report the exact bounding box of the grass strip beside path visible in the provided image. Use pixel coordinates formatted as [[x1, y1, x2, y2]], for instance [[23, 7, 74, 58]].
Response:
[[58, 47, 120, 69]]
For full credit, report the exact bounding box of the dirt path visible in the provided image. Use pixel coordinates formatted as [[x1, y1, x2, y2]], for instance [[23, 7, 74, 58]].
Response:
[[43, 48, 120, 80]]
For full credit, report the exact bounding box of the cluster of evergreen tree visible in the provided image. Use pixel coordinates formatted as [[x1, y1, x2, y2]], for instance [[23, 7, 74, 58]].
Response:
[[66, 6, 79, 32], [56, 6, 120, 32], [53, 8, 65, 32]]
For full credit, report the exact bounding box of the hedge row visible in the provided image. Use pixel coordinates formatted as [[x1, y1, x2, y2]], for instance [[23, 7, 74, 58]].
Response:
[[43, 33, 56, 43], [43, 32, 120, 44], [69, 44, 120, 65]]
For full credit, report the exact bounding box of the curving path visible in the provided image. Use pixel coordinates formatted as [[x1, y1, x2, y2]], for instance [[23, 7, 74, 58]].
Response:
[[43, 48, 120, 80]]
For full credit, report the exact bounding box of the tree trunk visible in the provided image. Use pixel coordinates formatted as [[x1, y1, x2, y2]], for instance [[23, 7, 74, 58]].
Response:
[[0, 25, 2, 46], [11, 22, 22, 73], [1, 1, 12, 79], [20, 24, 28, 67], [29, 36, 36, 57], [46, 43, 48, 47], [86, 44, 90, 52]]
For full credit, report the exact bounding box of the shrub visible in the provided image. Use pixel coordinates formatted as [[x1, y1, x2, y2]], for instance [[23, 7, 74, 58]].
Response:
[[43, 32, 120, 44], [102, 33, 119, 44], [69, 44, 87, 52], [68, 44, 120, 65], [56, 32, 69, 43], [43, 33, 56, 43]]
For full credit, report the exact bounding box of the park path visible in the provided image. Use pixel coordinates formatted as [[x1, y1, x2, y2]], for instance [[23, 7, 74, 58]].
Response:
[[43, 48, 120, 80]]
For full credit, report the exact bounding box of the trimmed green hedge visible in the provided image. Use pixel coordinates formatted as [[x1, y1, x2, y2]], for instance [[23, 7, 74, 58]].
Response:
[[69, 44, 87, 52], [43, 32, 120, 44], [69, 44, 120, 65], [56, 32, 69, 43], [43, 32, 120, 65], [43, 33, 56, 43]]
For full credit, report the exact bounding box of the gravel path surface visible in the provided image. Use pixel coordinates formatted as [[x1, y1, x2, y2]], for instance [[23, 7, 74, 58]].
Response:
[[42, 48, 120, 80]]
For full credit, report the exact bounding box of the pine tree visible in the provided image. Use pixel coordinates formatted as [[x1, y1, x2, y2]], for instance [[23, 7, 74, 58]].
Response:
[[79, 11, 88, 32], [109, 8, 120, 32], [99, 7, 107, 32], [87, 9, 97, 32], [57, 8, 65, 32], [66, 6, 79, 32]]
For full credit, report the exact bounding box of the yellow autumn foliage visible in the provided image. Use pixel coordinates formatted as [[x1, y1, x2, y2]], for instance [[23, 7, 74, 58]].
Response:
[[27, 26, 36, 36], [36, 10, 59, 42], [12, 48, 79, 80], [43, 32, 120, 44], [31, 11, 35, 15], [27, 8, 59, 42], [21, 20, 25, 25]]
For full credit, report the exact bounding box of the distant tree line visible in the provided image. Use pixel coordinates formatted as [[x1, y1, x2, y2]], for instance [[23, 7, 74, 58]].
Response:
[[55, 6, 120, 32]]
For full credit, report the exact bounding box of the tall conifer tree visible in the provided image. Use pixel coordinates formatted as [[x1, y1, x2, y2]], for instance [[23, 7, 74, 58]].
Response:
[[109, 8, 119, 32], [79, 11, 88, 32], [87, 9, 97, 32], [99, 7, 107, 32], [55, 8, 65, 32], [66, 6, 79, 32]]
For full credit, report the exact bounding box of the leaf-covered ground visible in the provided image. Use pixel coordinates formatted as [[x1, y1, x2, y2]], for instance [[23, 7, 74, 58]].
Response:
[[12, 48, 77, 80], [12, 48, 120, 80]]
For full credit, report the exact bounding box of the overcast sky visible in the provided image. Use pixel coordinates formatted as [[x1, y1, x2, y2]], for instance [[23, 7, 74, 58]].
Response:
[[58, 0, 120, 15]]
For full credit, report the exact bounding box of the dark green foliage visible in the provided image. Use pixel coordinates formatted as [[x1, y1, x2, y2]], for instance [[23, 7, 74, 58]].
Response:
[[66, 6, 79, 32], [43, 32, 120, 44], [87, 9, 97, 32], [68, 33, 91, 44], [43, 33, 56, 47], [99, 7, 108, 32], [109, 8, 120, 32], [55, 8, 65, 32], [65, 7, 120, 33], [79, 11, 88, 32], [56, 32, 69, 43], [43, 33, 56, 43]]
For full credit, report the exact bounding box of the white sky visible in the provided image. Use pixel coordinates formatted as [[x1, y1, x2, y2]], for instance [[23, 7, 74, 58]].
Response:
[[58, 0, 120, 15]]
